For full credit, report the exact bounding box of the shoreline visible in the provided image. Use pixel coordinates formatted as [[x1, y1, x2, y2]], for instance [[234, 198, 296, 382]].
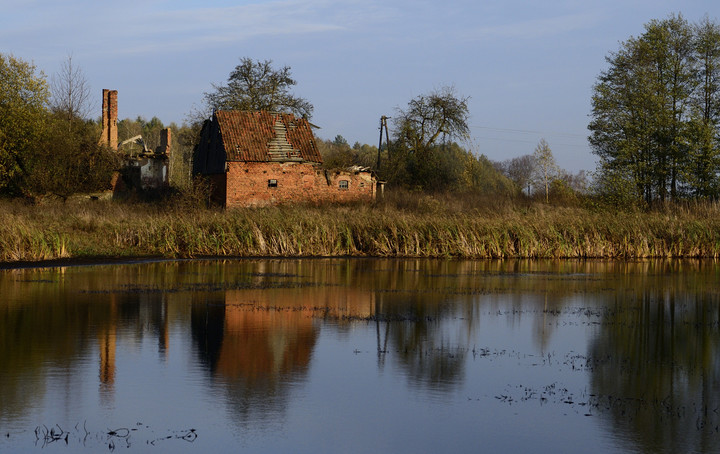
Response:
[[0, 253, 716, 272]]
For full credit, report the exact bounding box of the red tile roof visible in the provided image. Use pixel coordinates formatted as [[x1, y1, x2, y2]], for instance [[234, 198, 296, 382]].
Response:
[[215, 110, 322, 163]]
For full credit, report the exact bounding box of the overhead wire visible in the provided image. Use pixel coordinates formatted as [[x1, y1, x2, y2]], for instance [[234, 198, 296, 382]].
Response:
[[472, 125, 587, 139], [471, 124, 589, 150]]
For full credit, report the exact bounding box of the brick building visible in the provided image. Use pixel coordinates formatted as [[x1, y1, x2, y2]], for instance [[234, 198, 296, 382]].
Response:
[[193, 110, 380, 207], [100, 89, 171, 195]]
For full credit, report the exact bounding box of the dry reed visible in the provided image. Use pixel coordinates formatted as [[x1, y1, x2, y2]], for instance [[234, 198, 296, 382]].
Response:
[[1, 194, 719, 264]]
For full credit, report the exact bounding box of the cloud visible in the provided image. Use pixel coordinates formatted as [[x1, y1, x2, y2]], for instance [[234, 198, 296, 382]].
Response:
[[463, 11, 604, 42], [1, 0, 383, 58]]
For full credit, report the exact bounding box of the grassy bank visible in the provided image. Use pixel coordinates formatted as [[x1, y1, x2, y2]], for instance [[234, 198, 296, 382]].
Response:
[[2, 193, 720, 263]]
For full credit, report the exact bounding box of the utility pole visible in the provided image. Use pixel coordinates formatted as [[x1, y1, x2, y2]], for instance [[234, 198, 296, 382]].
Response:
[[376, 115, 390, 170]]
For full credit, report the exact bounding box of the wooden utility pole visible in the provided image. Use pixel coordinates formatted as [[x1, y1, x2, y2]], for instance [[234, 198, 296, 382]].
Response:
[[376, 116, 390, 170]]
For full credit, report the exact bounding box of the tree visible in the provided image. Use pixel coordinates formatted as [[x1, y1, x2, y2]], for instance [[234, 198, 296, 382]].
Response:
[[503, 154, 535, 196], [317, 137, 377, 170], [203, 58, 313, 118], [684, 16, 720, 198], [25, 114, 118, 200], [393, 86, 470, 155], [0, 53, 49, 194], [389, 86, 470, 190], [50, 54, 92, 125], [589, 14, 720, 203], [532, 138, 558, 203], [693, 16, 720, 127], [461, 152, 515, 195]]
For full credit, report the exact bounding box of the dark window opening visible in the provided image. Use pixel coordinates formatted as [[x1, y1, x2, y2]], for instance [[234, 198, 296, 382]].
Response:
[[339, 180, 349, 190], [268, 179, 278, 188]]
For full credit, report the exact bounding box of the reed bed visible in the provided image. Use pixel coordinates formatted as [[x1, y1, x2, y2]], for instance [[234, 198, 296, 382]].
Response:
[[1, 195, 720, 264]]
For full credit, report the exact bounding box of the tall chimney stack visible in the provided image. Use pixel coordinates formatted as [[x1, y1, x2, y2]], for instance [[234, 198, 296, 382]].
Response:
[[101, 89, 118, 149]]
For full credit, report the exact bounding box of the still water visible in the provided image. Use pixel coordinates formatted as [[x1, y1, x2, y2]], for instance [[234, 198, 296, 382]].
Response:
[[0, 258, 719, 453]]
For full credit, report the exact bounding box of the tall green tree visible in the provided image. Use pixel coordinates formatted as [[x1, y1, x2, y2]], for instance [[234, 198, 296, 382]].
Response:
[[683, 16, 720, 198], [203, 57, 313, 118], [589, 14, 720, 203], [0, 54, 49, 193]]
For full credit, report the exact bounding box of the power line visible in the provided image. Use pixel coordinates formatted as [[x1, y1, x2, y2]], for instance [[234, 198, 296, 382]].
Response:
[[474, 135, 589, 148], [472, 125, 587, 140]]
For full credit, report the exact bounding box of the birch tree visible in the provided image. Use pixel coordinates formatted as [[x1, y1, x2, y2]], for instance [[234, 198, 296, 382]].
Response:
[[532, 138, 558, 203]]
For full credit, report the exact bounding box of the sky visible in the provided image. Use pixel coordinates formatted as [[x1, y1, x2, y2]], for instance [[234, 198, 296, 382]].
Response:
[[1, 0, 718, 172]]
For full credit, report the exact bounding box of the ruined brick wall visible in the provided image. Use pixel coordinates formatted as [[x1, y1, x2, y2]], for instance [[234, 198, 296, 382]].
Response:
[[158, 128, 171, 155], [224, 162, 376, 207], [100, 89, 118, 149]]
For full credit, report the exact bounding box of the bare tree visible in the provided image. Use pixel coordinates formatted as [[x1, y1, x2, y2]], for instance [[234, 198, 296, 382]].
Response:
[[532, 138, 559, 203], [50, 54, 92, 123], [504, 154, 535, 196]]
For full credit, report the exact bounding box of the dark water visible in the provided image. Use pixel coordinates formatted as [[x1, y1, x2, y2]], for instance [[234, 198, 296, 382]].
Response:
[[0, 258, 719, 453]]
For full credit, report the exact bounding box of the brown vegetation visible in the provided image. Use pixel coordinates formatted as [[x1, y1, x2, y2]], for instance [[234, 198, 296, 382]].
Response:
[[2, 192, 720, 264]]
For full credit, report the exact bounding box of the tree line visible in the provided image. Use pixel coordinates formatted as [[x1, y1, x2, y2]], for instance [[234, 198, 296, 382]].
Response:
[[0, 53, 203, 200], [0, 52, 604, 205], [9, 14, 718, 208], [589, 14, 720, 204]]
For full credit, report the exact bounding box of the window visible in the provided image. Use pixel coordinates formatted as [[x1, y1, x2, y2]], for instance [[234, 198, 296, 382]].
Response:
[[268, 179, 278, 188], [339, 180, 349, 190]]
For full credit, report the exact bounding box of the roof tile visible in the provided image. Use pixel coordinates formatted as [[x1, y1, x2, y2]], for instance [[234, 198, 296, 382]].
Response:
[[215, 111, 322, 163]]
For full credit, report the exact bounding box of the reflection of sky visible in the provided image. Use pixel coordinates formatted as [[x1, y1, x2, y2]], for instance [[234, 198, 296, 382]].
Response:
[[1, 259, 719, 453]]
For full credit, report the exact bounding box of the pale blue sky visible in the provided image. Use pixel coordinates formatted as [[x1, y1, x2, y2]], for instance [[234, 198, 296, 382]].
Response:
[[1, 0, 718, 171]]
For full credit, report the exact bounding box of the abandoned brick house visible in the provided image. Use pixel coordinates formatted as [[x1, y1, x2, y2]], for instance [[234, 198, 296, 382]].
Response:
[[100, 89, 171, 194], [192, 110, 380, 207]]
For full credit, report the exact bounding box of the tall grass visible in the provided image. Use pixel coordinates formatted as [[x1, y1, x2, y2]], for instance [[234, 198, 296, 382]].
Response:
[[1, 192, 720, 263]]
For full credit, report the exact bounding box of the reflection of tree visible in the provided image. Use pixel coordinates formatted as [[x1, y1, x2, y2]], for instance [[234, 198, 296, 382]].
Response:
[[589, 288, 720, 453], [4, 255, 720, 448], [0, 266, 180, 420], [376, 293, 467, 392]]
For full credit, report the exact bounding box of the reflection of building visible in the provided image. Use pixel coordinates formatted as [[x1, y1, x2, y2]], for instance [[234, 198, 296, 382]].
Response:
[[215, 291, 317, 382], [193, 286, 378, 382], [98, 325, 116, 385], [95, 293, 173, 405], [189, 284, 378, 421]]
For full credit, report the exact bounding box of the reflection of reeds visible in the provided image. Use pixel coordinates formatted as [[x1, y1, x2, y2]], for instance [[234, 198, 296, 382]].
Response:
[[1, 196, 720, 262]]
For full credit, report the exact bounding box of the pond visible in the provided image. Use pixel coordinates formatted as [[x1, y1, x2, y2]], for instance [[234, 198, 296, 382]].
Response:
[[0, 258, 719, 453]]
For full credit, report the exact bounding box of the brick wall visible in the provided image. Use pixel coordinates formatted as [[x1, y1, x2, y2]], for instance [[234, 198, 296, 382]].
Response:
[[158, 128, 171, 154], [224, 162, 376, 207]]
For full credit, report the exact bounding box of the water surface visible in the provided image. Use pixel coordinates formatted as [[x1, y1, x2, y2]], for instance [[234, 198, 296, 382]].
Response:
[[0, 258, 718, 453]]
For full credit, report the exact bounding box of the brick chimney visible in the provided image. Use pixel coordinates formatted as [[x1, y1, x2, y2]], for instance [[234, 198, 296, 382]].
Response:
[[158, 128, 171, 155], [101, 89, 118, 149]]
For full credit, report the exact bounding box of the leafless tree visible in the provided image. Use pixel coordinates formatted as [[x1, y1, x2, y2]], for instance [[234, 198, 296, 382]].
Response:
[[504, 154, 535, 196], [532, 138, 559, 203], [50, 54, 92, 123]]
